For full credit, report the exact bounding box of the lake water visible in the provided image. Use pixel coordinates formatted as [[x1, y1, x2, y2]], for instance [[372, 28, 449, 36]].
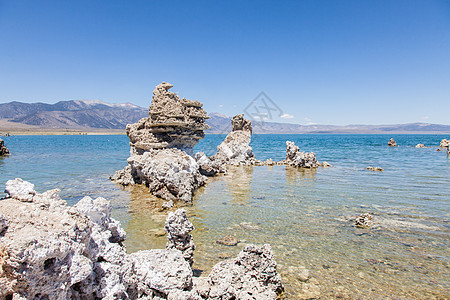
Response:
[[1, 134, 449, 299]]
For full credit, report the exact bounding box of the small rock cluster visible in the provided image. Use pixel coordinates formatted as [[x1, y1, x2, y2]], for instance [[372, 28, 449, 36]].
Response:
[[355, 213, 374, 228], [388, 138, 397, 147], [415, 143, 425, 148], [366, 166, 384, 172], [440, 139, 449, 148], [0, 179, 283, 299], [282, 141, 320, 168], [0, 138, 9, 156]]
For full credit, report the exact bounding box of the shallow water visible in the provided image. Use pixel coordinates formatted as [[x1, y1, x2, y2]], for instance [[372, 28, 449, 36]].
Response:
[[1, 134, 449, 299]]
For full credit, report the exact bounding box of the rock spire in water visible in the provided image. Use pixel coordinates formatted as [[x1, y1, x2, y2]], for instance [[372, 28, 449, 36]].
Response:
[[0, 138, 9, 156]]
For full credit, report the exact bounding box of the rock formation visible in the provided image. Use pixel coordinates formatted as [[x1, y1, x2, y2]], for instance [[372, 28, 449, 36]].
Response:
[[211, 114, 259, 166], [366, 166, 384, 172], [164, 209, 195, 266], [112, 82, 209, 203], [415, 143, 425, 148], [283, 141, 320, 168], [0, 138, 9, 156], [388, 138, 397, 147], [439, 139, 449, 148], [355, 213, 373, 228], [0, 179, 283, 299]]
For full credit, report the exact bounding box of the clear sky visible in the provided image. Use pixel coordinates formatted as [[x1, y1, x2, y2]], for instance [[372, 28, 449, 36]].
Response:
[[0, 0, 449, 125]]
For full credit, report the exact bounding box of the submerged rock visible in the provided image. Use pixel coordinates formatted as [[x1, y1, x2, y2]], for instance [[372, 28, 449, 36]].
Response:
[[388, 138, 397, 147], [0, 179, 283, 299], [216, 234, 240, 246], [112, 82, 209, 203], [355, 213, 373, 228], [283, 141, 320, 168], [415, 143, 425, 148], [0, 138, 9, 156]]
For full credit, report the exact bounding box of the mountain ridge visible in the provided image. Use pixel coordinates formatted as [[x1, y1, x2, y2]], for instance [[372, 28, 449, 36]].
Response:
[[0, 100, 449, 134]]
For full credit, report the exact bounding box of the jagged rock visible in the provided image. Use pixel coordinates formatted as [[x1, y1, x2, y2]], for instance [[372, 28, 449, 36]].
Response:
[[211, 114, 257, 166], [4, 178, 36, 202], [127, 148, 206, 203], [283, 141, 320, 168], [0, 180, 284, 299], [112, 82, 209, 203], [165, 209, 195, 265], [127, 82, 209, 155], [440, 139, 449, 147], [204, 244, 283, 299], [415, 143, 425, 148], [265, 158, 276, 166], [216, 235, 240, 246], [0, 139, 9, 156], [110, 165, 135, 186], [366, 166, 384, 172], [355, 213, 373, 228], [321, 161, 332, 167], [194, 152, 226, 176], [388, 138, 397, 147]]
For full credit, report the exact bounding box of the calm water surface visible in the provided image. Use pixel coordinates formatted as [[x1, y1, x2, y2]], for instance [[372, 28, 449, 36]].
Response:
[[1, 134, 449, 299]]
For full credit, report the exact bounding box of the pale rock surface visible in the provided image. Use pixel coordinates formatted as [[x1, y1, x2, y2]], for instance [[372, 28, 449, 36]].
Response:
[[211, 114, 259, 166], [366, 166, 384, 172], [112, 82, 209, 203], [388, 138, 397, 147], [440, 139, 449, 147], [415, 143, 425, 148], [204, 244, 283, 299], [127, 148, 206, 203], [165, 209, 195, 265], [4, 178, 36, 202], [0, 179, 284, 299], [0, 139, 9, 156], [194, 152, 226, 176], [355, 213, 373, 228], [283, 141, 320, 168]]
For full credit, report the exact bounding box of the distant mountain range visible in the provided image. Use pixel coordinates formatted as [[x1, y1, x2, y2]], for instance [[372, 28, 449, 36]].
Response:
[[1, 100, 449, 134]]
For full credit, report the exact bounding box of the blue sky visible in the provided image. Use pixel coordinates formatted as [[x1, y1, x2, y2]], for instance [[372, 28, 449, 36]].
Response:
[[0, 0, 449, 125]]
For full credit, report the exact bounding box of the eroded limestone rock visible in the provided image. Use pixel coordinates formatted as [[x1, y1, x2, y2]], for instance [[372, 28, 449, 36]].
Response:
[[112, 82, 209, 203], [283, 141, 320, 168], [0, 139, 9, 156], [165, 209, 195, 265], [0, 179, 284, 299], [388, 138, 397, 147]]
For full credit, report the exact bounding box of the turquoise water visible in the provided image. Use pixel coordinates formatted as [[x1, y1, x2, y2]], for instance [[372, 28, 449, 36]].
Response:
[[1, 134, 449, 299]]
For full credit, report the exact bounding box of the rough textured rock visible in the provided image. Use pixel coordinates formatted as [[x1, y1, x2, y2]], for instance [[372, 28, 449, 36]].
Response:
[[0, 139, 9, 156], [204, 244, 283, 299], [440, 139, 449, 148], [165, 209, 195, 265], [0, 179, 284, 299], [355, 213, 373, 228], [112, 82, 209, 203], [321, 161, 332, 167], [216, 235, 240, 246], [127, 82, 210, 154], [211, 114, 259, 166], [388, 138, 397, 147], [366, 166, 384, 172], [127, 148, 206, 203], [194, 152, 226, 176], [283, 141, 320, 168], [415, 143, 425, 148]]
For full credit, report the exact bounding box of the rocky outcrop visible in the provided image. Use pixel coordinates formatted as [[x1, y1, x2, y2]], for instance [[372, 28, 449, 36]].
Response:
[[415, 143, 425, 148], [388, 138, 397, 147], [202, 244, 283, 299], [355, 213, 373, 228], [282, 141, 320, 168], [211, 114, 259, 166], [194, 152, 226, 176], [366, 166, 384, 172], [0, 179, 283, 299], [165, 209, 195, 266], [0, 139, 9, 156], [439, 139, 449, 148], [112, 82, 209, 203]]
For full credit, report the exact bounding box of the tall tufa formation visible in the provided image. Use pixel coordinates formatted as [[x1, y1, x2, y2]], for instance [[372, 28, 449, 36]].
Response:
[[127, 82, 210, 154], [111, 82, 209, 203]]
